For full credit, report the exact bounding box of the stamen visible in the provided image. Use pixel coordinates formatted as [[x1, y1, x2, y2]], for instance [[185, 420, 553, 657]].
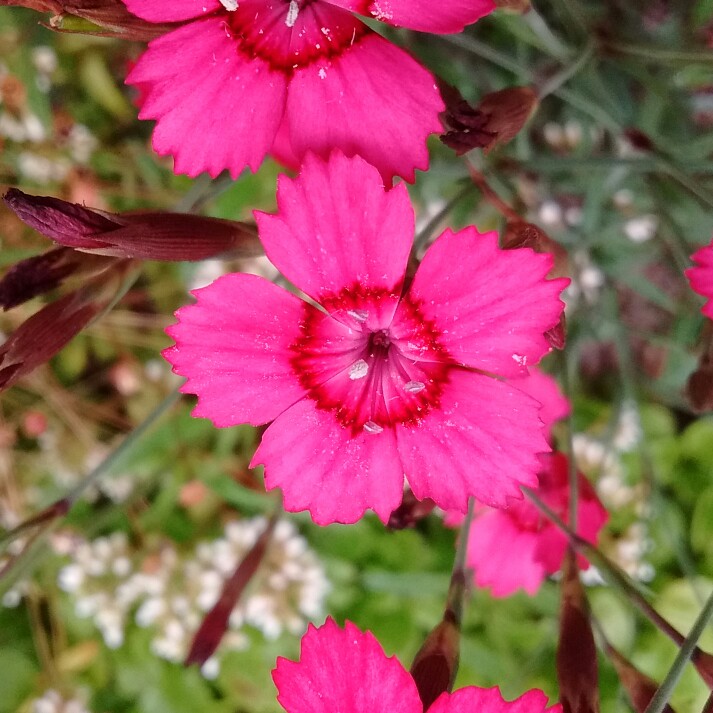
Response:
[[349, 359, 369, 380], [363, 421, 383, 434], [285, 0, 300, 27], [219, 0, 238, 10]]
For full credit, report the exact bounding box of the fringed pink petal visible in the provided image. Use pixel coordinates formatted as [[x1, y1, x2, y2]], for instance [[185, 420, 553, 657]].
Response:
[[285, 33, 443, 183], [510, 367, 570, 435], [255, 152, 414, 308], [325, 0, 494, 33], [163, 274, 308, 427], [429, 687, 560, 713], [397, 370, 548, 513], [127, 18, 287, 178], [252, 397, 405, 525], [273, 619, 422, 713], [405, 228, 569, 377]]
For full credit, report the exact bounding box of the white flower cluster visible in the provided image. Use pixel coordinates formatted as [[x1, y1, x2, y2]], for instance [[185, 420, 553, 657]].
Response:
[[31, 689, 90, 713], [58, 517, 329, 676], [573, 404, 653, 582]]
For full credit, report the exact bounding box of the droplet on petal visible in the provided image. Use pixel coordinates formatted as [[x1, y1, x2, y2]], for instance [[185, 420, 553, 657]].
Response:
[[347, 309, 369, 323], [285, 0, 300, 27], [404, 381, 425, 394], [363, 421, 383, 434], [219, 0, 238, 10], [349, 359, 369, 380]]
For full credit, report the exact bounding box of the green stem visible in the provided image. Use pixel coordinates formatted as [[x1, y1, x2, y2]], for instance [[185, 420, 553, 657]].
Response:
[[602, 41, 713, 64], [538, 41, 595, 100], [644, 589, 713, 713]]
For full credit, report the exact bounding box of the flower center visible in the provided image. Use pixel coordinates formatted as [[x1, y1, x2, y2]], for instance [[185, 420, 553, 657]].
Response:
[[290, 287, 452, 436], [221, 0, 369, 73]]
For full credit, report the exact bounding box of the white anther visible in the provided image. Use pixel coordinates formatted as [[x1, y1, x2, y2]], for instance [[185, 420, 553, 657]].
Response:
[[349, 360, 369, 380], [363, 421, 383, 434], [285, 0, 299, 27], [404, 381, 425, 394]]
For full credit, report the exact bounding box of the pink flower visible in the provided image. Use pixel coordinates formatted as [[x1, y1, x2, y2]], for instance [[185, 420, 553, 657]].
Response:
[[687, 238, 713, 319], [121, 0, 493, 182], [164, 152, 568, 525], [466, 452, 608, 597], [273, 618, 562, 713]]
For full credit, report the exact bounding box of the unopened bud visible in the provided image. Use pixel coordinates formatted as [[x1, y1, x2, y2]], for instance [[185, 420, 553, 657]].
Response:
[[557, 550, 599, 713], [387, 490, 435, 529], [4, 189, 261, 262], [0, 260, 133, 391], [0, 247, 114, 310], [185, 513, 278, 667], [410, 607, 460, 711]]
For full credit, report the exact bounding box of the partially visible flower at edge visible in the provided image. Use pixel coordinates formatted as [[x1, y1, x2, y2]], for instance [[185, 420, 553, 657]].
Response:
[[164, 151, 569, 525], [273, 618, 562, 713], [466, 451, 609, 597], [120, 0, 494, 182], [686, 236, 713, 319]]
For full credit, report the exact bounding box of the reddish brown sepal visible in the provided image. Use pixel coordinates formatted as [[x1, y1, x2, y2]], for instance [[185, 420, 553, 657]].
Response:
[[605, 642, 675, 713], [440, 84, 538, 155], [4, 189, 261, 262], [557, 550, 600, 713], [387, 490, 436, 529], [185, 514, 278, 667], [0, 260, 133, 391], [0, 247, 113, 310]]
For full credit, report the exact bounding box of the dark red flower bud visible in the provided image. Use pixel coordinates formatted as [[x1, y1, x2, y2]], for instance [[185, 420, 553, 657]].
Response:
[[410, 607, 460, 711], [0, 247, 113, 310], [185, 514, 278, 668], [4, 189, 261, 262], [387, 489, 436, 529], [0, 260, 133, 391], [441, 84, 538, 155], [557, 550, 600, 713]]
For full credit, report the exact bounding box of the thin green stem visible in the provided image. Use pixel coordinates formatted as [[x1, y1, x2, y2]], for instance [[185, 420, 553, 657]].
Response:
[[538, 41, 595, 101], [64, 389, 181, 504], [644, 589, 713, 713], [447, 497, 475, 624], [602, 41, 713, 64]]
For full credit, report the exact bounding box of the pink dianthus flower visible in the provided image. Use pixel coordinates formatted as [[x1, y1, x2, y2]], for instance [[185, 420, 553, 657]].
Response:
[[466, 452, 608, 597], [164, 152, 569, 525], [273, 618, 562, 713], [687, 237, 713, 319], [121, 0, 493, 182]]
